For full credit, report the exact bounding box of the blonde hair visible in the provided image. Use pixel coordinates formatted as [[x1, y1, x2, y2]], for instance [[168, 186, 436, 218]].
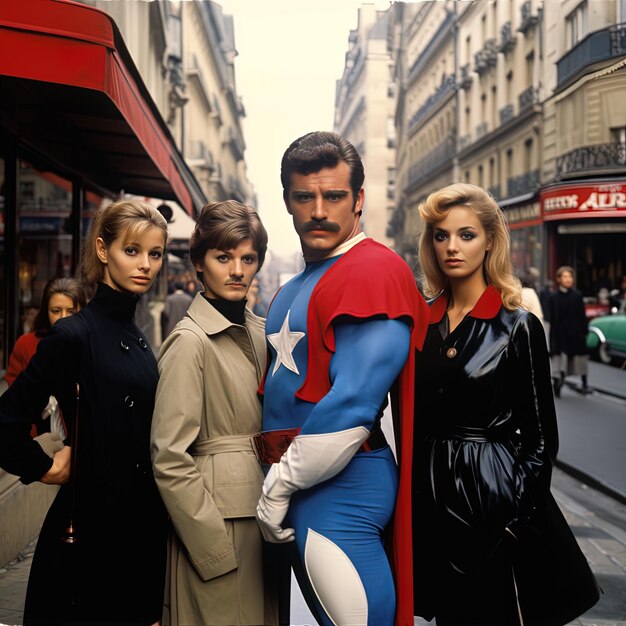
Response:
[[82, 199, 168, 284], [417, 183, 522, 310]]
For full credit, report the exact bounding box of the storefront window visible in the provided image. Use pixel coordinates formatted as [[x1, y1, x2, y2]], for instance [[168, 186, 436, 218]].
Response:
[[17, 161, 73, 328], [510, 224, 544, 284]]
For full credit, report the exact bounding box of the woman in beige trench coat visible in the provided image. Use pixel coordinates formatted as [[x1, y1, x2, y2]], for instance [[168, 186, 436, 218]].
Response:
[[151, 200, 278, 626]]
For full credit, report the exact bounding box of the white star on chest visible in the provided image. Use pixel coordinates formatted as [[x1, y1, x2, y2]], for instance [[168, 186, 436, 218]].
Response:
[[267, 310, 305, 376]]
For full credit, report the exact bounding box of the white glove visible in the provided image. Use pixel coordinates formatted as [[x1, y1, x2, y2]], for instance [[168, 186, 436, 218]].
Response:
[[41, 396, 58, 420], [34, 432, 64, 458], [255, 426, 369, 543]]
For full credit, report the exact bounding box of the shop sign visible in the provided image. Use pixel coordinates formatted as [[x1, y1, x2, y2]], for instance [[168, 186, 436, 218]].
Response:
[[503, 202, 541, 228], [20, 216, 65, 234], [542, 182, 626, 219]]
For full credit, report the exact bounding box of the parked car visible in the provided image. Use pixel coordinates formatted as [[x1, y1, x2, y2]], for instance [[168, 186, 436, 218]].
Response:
[[586, 299, 626, 365]]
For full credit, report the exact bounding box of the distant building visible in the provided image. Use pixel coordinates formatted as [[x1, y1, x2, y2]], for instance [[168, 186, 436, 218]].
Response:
[[385, 0, 625, 296], [334, 5, 398, 248]]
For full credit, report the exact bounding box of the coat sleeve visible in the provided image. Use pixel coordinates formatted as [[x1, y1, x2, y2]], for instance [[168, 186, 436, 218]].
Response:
[[151, 327, 237, 582], [509, 312, 558, 530], [0, 325, 77, 483], [3, 334, 33, 386]]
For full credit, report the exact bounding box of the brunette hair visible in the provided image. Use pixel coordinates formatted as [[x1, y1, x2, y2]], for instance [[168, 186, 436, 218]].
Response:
[[556, 265, 575, 280], [189, 201, 268, 281], [280, 131, 364, 204], [32, 277, 88, 337], [418, 183, 522, 310], [82, 199, 168, 284]]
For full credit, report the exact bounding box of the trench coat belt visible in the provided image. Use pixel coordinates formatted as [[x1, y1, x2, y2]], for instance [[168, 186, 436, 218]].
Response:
[[191, 434, 255, 456]]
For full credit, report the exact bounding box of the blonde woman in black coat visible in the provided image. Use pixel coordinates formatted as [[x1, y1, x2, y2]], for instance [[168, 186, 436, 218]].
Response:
[[0, 199, 169, 625], [412, 183, 600, 626]]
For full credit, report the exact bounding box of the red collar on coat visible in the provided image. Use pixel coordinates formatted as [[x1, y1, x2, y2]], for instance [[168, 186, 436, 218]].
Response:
[[429, 284, 503, 323]]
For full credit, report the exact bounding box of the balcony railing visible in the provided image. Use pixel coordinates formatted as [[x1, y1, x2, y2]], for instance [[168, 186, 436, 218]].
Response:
[[457, 64, 473, 91], [556, 142, 626, 178], [476, 122, 489, 139], [407, 137, 456, 188], [408, 74, 456, 132], [474, 39, 498, 76], [459, 134, 472, 150], [499, 104, 515, 125], [519, 86, 539, 109], [557, 23, 626, 88], [518, 0, 539, 35], [507, 169, 540, 197], [488, 185, 501, 201], [499, 22, 517, 54]]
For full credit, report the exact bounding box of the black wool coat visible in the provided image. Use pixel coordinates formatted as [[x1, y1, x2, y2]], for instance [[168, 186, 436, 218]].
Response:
[[548, 287, 589, 357], [412, 286, 600, 626], [0, 283, 167, 626]]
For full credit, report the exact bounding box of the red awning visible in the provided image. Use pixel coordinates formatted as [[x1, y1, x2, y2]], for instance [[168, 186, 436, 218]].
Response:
[[0, 0, 205, 215]]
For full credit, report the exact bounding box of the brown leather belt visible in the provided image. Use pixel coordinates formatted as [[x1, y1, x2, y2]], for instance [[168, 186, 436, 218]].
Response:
[[252, 425, 388, 465]]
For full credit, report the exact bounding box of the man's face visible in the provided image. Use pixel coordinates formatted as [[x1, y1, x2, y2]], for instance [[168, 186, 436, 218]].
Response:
[[558, 271, 574, 289], [285, 161, 364, 262]]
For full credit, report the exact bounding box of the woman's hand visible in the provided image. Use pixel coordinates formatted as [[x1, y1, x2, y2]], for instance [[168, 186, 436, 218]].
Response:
[[41, 446, 71, 485]]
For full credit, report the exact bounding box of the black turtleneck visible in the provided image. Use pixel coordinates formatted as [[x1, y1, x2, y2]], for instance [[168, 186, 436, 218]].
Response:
[[93, 281, 141, 321], [203, 295, 247, 325]]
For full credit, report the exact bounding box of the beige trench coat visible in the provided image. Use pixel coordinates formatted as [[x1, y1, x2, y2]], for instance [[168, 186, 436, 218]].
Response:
[[151, 294, 278, 626]]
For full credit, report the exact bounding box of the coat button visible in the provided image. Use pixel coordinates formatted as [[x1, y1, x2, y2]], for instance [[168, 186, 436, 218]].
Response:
[[446, 347, 457, 358], [120, 340, 129, 352], [138, 338, 148, 349], [124, 395, 134, 407]]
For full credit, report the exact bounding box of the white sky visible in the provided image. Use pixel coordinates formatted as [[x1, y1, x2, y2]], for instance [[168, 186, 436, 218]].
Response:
[[218, 0, 395, 259]]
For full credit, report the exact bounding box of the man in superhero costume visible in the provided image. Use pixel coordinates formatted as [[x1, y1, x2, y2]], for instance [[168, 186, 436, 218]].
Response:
[[255, 131, 428, 626]]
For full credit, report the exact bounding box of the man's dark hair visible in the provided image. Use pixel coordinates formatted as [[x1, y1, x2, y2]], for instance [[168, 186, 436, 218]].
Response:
[[280, 131, 365, 203]]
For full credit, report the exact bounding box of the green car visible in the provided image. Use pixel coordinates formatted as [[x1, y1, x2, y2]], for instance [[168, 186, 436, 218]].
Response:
[[587, 299, 626, 365]]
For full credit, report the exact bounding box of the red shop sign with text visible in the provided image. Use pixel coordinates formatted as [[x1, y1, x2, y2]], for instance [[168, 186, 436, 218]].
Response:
[[541, 182, 626, 220]]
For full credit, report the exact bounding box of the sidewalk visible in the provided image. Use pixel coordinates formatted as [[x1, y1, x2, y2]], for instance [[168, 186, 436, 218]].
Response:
[[1, 469, 624, 626]]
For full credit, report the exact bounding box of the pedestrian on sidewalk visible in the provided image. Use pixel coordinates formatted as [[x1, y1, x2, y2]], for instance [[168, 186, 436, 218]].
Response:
[[3, 276, 87, 437], [412, 183, 600, 626], [0, 199, 169, 626], [548, 265, 591, 396], [151, 201, 278, 626], [160, 280, 192, 341]]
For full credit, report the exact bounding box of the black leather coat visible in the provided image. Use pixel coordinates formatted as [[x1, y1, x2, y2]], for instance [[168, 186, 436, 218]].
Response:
[[0, 283, 167, 625], [412, 286, 600, 625]]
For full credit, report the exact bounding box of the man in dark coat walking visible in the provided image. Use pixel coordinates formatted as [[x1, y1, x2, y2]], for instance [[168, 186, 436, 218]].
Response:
[[549, 266, 590, 396]]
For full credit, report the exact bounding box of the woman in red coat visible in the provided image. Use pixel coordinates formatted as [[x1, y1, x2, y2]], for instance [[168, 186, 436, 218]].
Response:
[[3, 277, 87, 435], [412, 183, 600, 626]]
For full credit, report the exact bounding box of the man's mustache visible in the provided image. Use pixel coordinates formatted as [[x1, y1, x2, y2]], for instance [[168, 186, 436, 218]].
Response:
[[302, 220, 341, 233]]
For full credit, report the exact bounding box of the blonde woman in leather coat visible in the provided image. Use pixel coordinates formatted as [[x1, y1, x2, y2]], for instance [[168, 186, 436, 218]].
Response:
[[412, 183, 600, 626]]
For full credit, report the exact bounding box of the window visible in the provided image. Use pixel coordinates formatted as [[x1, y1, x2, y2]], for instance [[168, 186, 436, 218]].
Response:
[[506, 71, 513, 104], [478, 164, 484, 188], [387, 167, 396, 200], [566, 1, 588, 48], [526, 51, 534, 86], [611, 127, 626, 144], [524, 138, 534, 172]]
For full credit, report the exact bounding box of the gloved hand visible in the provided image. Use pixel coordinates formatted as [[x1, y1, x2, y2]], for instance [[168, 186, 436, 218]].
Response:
[[34, 431, 64, 458], [41, 396, 58, 420], [255, 426, 369, 543], [256, 462, 296, 543]]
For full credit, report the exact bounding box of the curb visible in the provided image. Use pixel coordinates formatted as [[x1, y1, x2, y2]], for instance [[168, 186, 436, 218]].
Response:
[[555, 458, 626, 506]]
